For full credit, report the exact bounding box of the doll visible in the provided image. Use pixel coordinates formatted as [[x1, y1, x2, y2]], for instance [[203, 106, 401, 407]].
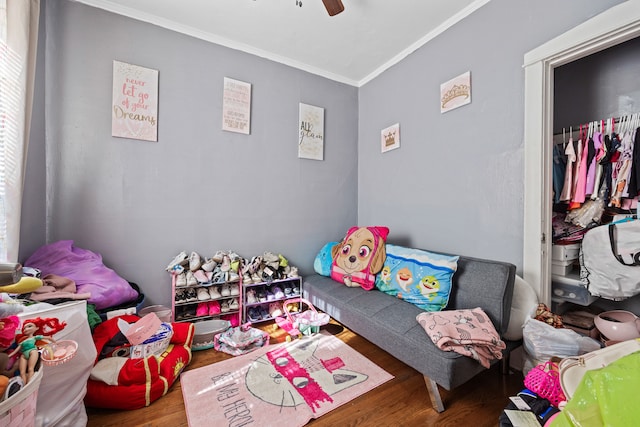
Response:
[[9, 317, 67, 384]]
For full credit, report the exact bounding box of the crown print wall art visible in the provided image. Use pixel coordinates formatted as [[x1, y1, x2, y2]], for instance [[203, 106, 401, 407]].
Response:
[[440, 71, 471, 114], [381, 123, 400, 153]]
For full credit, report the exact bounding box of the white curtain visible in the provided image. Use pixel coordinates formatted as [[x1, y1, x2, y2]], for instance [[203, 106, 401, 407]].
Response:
[[0, 0, 39, 262]]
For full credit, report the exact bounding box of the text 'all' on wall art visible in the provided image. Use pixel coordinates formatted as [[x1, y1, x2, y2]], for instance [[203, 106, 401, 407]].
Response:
[[298, 103, 325, 161]]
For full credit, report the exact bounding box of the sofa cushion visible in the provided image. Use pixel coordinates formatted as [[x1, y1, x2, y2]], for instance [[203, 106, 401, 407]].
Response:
[[375, 245, 459, 312]]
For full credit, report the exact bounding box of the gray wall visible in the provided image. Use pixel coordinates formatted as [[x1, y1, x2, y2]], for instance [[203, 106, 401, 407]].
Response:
[[554, 36, 640, 132], [20, 0, 628, 310], [21, 0, 358, 308], [357, 0, 624, 267]]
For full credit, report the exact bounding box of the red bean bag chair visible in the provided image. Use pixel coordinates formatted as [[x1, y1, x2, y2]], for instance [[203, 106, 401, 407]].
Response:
[[85, 315, 194, 409]]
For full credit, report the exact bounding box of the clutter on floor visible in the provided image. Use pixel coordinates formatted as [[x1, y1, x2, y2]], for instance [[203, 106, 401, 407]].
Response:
[[24, 240, 139, 310], [0, 299, 96, 426], [502, 297, 640, 426], [85, 313, 194, 410], [0, 240, 151, 424]]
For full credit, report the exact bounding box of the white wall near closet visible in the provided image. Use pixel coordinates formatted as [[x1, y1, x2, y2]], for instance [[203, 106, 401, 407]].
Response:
[[522, 0, 640, 305]]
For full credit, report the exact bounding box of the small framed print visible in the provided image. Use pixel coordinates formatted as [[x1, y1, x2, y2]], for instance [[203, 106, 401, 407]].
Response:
[[381, 123, 400, 153], [440, 71, 471, 113], [298, 103, 325, 160], [222, 77, 252, 134]]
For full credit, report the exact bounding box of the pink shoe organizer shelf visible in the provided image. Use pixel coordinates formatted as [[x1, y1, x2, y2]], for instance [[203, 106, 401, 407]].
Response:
[[242, 276, 302, 324], [170, 273, 242, 326]]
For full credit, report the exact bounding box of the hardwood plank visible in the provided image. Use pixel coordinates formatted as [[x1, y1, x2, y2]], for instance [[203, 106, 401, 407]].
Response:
[[86, 321, 523, 426]]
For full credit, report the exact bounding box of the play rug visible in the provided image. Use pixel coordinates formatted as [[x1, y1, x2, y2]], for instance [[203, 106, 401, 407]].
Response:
[[180, 332, 393, 427]]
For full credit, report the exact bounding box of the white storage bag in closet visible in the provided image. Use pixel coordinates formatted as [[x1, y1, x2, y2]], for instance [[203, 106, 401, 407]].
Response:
[[18, 300, 96, 427]]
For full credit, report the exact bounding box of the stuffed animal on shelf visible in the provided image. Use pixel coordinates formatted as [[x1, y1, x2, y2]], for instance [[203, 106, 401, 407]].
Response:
[[331, 226, 389, 290]]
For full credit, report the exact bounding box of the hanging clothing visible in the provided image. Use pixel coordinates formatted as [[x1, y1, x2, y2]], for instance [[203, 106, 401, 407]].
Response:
[[560, 136, 576, 201], [590, 133, 607, 200], [626, 127, 640, 197], [620, 131, 634, 197], [553, 143, 566, 204], [610, 131, 633, 207], [585, 132, 601, 197], [572, 134, 589, 204], [602, 132, 621, 203]]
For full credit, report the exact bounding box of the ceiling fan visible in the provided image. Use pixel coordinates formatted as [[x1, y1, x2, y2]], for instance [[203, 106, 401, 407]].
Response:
[[295, 0, 345, 16], [322, 0, 344, 16]]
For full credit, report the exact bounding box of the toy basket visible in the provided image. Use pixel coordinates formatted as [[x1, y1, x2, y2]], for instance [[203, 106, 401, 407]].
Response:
[[0, 367, 43, 426], [275, 298, 330, 338], [523, 361, 566, 407]]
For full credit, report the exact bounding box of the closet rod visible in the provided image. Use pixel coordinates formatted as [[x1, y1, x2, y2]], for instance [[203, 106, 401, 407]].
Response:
[[553, 114, 638, 136]]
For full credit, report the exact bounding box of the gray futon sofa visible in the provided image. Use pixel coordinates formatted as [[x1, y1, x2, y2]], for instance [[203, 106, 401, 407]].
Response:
[[302, 250, 519, 412]]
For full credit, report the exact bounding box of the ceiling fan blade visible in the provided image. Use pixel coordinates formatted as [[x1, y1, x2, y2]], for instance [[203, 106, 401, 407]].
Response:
[[322, 0, 344, 16]]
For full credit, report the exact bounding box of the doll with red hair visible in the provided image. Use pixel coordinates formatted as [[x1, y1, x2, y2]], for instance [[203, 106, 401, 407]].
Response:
[[8, 317, 67, 384]]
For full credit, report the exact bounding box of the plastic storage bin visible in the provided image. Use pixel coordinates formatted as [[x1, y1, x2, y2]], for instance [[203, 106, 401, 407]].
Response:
[[552, 280, 598, 306], [552, 243, 580, 261]]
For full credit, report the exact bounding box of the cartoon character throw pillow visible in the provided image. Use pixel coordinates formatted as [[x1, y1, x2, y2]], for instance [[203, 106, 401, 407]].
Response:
[[330, 226, 389, 290]]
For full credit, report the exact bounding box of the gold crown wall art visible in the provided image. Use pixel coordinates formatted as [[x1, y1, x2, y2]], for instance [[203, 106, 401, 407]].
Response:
[[380, 123, 400, 153], [440, 71, 471, 113]]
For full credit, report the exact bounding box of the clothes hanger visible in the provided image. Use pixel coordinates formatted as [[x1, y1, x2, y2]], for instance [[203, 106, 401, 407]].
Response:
[[569, 126, 573, 142], [618, 114, 626, 135]]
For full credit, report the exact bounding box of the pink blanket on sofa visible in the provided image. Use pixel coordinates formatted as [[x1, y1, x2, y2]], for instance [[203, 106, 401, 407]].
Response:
[[416, 307, 506, 368]]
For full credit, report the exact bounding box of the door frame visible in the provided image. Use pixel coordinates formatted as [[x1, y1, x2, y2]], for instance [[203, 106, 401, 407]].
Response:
[[523, 0, 640, 305]]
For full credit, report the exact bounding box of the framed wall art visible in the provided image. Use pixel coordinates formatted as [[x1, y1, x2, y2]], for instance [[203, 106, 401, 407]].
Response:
[[298, 103, 324, 160], [112, 60, 159, 142], [222, 77, 252, 134], [381, 123, 400, 153], [440, 71, 471, 113]]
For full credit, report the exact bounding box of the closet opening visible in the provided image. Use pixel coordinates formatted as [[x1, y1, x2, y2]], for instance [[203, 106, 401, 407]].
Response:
[[522, 0, 640, 306], [550, 36, 640, 314]]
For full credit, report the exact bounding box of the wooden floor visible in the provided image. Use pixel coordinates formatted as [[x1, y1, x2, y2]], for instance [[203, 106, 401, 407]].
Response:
[[86, 321, 524, 427]]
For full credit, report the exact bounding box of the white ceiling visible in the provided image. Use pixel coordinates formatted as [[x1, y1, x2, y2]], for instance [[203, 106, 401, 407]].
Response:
[[72, 0, 489, 86]]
